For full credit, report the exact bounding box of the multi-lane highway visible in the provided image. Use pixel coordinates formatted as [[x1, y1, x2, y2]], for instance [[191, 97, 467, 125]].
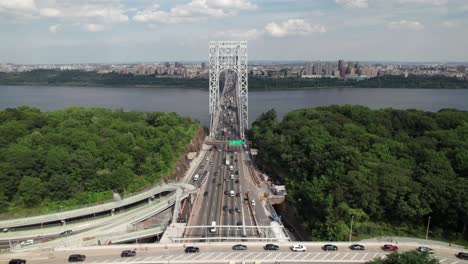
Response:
[[184, 72, 271, 241], [1, 242, 465, 264]]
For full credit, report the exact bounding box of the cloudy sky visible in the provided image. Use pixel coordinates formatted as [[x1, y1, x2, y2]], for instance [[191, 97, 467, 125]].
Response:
[[0, 0, 467, 63]]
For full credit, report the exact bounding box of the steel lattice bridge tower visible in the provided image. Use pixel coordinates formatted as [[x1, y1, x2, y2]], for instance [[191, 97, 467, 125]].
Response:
[[209, 41, 248, 139]]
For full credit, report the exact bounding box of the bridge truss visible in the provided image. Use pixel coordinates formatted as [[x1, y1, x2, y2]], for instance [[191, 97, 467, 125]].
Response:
[[209, 41, 248, 139]]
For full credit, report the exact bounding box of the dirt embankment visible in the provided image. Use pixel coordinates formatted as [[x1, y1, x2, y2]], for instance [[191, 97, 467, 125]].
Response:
[[170, 127, 206, 181]]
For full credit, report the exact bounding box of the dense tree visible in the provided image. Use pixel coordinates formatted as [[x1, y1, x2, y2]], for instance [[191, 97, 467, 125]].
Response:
[[250, 106, 468, 241], [1, 70, 467, 89], [0, 107, 198, 215], [367, 251, 439, 264]]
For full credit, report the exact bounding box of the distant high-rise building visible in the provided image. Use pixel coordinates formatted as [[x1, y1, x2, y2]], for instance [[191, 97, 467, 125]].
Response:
[[324, 62, 333, 76], [338, 59, 345, 78], [315, 60, 322, 75], [201, 62, 207, 70], [346, 61, 353, 74], [305, 61, 313, 75]]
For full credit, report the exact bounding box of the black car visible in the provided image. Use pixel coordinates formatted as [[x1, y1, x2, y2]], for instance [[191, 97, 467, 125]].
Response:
[[60, 230, 73, 236], [457, 252, 468, 260], [232, 244, 248, 251], [235, 179, 239, 183], [264, 244, 279, 251], [229, 208, 234, 214], [212, 179, 216, 183], [235, 159, 238, 162], [223, 205, 228, 211], [350, 244, 365, 250], [236, 192, 240, 197], [121, 250, 136, 257], [236, 221, 242, 226], [68, 254, 86, 262], [235, 170, 239, 175], [214, 172, 218, 176], [9, 259, 26, 264], [217, 183, 221, 187], [235, 208, 241, 213], [185, 246, 200, 253], [204, 191, 209, 197], [224, 190, 229, 195], [322, 244, 338, 251]]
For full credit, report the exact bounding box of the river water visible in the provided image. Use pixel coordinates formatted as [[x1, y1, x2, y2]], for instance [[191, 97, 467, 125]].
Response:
[[0, 85, 467, 125]]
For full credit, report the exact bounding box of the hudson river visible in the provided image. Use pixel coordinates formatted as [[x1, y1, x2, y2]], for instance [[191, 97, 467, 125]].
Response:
[[1, 85, 467, 125]]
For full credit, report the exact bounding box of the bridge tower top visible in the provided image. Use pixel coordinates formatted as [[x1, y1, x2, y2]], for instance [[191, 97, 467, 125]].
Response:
[[208, 41, 248, 139]]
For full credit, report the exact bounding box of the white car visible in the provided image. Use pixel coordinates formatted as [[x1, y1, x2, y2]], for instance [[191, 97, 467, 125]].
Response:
[[417, 246, 434, 254], [20, 239, 34, 246], [290, 245, 306, 252]]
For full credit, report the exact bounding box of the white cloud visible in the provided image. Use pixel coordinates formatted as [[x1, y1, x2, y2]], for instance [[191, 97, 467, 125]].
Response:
[[265, 19, 326, 37], [442, 20, 460, 28], [387, 20, 424, 30], [83, 23, 105, 32], [39, 8, 60, 17], [335, 0, 369, 8], [0, 0, 37, 17], [214, 29, 261, 40], [48, 24, 62, 33], [133, 0, 256, 23], [398, 0, 448, 5]]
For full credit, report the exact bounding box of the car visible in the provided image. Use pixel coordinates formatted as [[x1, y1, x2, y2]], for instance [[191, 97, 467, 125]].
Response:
[[350, 244, 365, 250], [60, 230, 73, 236], [9, 259, 26, 264], [203, 171, 208, 176], [185, 246, 199, 253], [456, 252, 468, 260], [322, 244, 338, 251], [232, 244, 248, 251], [212, 179, 216, 183], [20, 240, 34, 246], [382, 244, 398, 251], [264, 244, 279, 251], [219, 165, 223, 169], [236, 221, 242, 226], [223, 205, 228, 211], [235, 170, 239, 175], [235, 208, 241, 213], [210, 162, 214, 165], [236, 192, 240, 197], [290, 245, 306, 252], [229, 208, 234, 214], [205, 157, 209, 161], [204, 191, 208, 197], [235, 179, 239, 183], [417, 246, 434, 254], [217, 183, 221, 187], [68, 254, 86, 262], [214, 172, 218, 176], [121, 250, 136, 257], [235, 159, 238, 162]]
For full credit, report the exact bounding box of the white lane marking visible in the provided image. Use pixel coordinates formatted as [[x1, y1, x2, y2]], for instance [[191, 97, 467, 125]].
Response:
[[360, 253, 369, 260], [111, 259, 121, 263], [340, 253, 349, 260], [251, 252, 264, 259], [222, 252, 235, 260], [330, 253, 341, 260], [191, 253, 206, 260], [133, 257, 141, 261], [281, 252, 292, 260], [143, 257, 151, 261], [311, 253, 322, 260], [301, 253, 312, 260], [202, 252, 216, 260], [243, 252, 255, 259], [439, 259, 448, 263], [319, 253, 330, 260], [171, 254, 187, 261], [151, 255, 164, 261], [371, 253, 378, 259], [350, 253, 359, 260], [292, 252, 305, 260]]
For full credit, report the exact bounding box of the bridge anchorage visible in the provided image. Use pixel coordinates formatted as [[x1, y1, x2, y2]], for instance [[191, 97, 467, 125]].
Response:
[[209, 41, 248, 140]]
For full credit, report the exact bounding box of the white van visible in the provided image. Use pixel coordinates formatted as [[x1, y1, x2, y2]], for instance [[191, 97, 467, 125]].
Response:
[[230, 190, 235, 197], [193, 174, 199, 181], [210, 221, 216, 233], [229, 165, 234, 171], [230, 174, 235, 180]]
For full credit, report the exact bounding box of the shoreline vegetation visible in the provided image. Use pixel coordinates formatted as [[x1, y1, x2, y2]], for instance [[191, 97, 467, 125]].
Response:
[[1, 69, 468, 90], [0, 106, 199, 218], [249, 105, 468, 244]]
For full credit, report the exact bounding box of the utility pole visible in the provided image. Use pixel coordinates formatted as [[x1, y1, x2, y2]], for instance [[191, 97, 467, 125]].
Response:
[[349, 215, 354, 242], [426, 216, 431, 240]]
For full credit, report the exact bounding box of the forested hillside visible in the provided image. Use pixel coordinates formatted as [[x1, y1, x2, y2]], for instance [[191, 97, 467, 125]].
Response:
[[249, 106, 468, 242], [0, 107, 199, 215]]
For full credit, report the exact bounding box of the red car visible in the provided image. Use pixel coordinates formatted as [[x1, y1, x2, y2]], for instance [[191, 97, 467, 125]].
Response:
[[382, 244, 398, 251]]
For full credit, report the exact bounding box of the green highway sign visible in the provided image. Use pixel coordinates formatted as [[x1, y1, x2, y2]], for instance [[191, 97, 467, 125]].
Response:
[[228, 140, 244, 146]]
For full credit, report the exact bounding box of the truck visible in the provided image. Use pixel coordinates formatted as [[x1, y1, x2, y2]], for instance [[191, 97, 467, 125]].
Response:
[[226, 159, 230, 166], [210, 221, 216, 233]]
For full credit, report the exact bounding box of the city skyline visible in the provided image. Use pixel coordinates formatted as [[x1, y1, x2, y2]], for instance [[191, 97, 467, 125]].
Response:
[[0, 0, 467, 64]]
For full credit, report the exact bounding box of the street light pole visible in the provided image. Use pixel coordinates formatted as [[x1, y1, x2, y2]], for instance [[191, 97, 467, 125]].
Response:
[[425, 216, 431, 240], [349, 215, 354, 242]]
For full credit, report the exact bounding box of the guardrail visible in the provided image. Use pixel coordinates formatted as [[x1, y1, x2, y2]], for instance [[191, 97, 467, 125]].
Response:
[[0, 184, 192, 230]]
